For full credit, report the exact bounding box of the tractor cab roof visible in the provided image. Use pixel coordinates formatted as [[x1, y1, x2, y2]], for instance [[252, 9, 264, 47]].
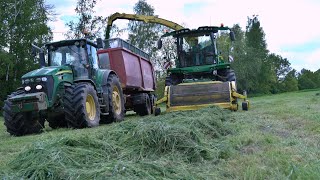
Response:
[[45, 39, 98, 48], [161, 26, 231, 38]]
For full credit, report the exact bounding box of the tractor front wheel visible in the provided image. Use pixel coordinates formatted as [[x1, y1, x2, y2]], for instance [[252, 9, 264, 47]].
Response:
[[64, 83, 100, 128], [3, 90, 44, 136]]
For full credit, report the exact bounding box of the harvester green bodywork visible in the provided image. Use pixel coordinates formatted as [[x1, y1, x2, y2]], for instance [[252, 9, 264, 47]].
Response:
[[155, 26, 249, 113]]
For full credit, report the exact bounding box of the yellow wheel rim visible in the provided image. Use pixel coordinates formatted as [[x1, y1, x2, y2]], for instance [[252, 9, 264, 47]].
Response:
[[112, 86, 121, 115], [86, 94, 96, 121]]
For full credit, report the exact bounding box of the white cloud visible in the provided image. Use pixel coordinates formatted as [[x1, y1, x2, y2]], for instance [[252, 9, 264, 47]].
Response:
[[47, 0, 320, 71]]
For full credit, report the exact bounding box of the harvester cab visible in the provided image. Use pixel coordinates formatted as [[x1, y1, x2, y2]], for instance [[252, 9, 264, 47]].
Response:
[[155, 26, 249, 113]]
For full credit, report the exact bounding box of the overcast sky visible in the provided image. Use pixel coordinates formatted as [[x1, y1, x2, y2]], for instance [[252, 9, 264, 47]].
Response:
[[47, 0, 320, 72]]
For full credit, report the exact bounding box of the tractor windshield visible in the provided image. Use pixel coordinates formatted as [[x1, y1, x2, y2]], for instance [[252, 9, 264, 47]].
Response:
[[177, 33, 217, 68], [48, 45, 87, 67]]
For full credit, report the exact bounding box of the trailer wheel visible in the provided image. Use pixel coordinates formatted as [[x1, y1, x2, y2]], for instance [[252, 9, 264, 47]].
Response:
[[3, 90, 44, 136], [135, 93, 152, 116], [106, 74, 125, 122], [64, 83, 100, 128]]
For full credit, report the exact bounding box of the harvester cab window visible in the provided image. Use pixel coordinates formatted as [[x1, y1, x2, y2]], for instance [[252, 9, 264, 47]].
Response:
[[177, 34, 215, 67]]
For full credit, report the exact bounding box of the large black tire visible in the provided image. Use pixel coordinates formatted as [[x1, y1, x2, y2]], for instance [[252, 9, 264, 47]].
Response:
[[135, 93, 152, 116], [47, 113, 67, 129], [64, 83, 100, 128], [3, 90, 44, 136], [105, 74, 125, 122], [149, 94, 156, 114]]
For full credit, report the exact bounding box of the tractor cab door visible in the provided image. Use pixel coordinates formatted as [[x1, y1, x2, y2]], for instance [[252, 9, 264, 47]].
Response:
[[70, 46, 89, 79], [86, 44, 99, 81]]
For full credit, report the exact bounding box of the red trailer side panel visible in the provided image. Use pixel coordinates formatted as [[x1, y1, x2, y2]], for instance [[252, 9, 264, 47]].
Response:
[[97, 47, 155, 92]]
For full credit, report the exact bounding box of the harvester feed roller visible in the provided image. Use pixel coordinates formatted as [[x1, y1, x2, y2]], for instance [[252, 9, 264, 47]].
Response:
[[155, 81, 249, 114]]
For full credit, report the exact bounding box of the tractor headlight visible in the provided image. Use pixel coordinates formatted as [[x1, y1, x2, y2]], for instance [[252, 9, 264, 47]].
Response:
[[41, 77, 47, 82], [25, 86, 31, 91], [24, 79, 30, 84], [36, 77, 42, 83], [36, 85, 43, 90]]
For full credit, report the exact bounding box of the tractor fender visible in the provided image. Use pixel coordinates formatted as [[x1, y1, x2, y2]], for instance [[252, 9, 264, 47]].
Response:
[[97, 70, 120, 113], [99, 70, 118, 87], [73, 79, 97, 90]]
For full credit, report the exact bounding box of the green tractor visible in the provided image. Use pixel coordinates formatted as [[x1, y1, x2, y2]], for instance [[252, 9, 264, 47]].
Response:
[[156, 26, 249, 112], [3, 39, 125, 136]]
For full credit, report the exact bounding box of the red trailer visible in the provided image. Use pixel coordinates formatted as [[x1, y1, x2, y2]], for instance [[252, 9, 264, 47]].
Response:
[[97, 38, 156, 116]]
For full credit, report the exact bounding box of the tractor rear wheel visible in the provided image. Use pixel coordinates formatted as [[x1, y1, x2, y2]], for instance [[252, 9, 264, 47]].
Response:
[[3, 90, 44, 136], [64, 83, 100, 128], [105, 74, 125, 122]]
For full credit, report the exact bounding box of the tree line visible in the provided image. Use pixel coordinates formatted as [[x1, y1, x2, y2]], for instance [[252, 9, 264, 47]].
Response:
[[0, 0, 319, 108], [0, 0, 53, 107], [228, 16, 320, 94]]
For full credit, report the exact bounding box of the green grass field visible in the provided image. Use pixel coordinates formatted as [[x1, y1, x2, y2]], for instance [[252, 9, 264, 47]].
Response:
[[0, 89, 319, 179]]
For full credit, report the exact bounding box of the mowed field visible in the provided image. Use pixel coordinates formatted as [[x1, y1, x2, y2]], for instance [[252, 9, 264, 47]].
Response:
[[0, 89, 319, 179]]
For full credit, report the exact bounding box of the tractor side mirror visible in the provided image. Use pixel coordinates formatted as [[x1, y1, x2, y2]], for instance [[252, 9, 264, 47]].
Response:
[[96, 38, 103, 48], [230, 31, 236, 41], [31, 44, 46, 67], [39, 52, 46, 67], [31, 46, 37, 57], [157, 39, 162, 49]]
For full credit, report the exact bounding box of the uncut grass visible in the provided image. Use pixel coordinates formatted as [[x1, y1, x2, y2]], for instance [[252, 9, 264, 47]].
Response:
[[219, 90, 320, 179], [4, 106, 233, 179]]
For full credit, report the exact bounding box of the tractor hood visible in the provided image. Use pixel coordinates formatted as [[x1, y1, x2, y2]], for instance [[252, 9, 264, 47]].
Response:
[[22, 66, 72, 79]]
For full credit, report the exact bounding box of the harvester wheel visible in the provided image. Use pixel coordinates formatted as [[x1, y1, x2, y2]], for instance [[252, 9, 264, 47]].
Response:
[[64, 83, 100, 128], [154, 107, 161, 116], [3, 90, 44, 136], [149, 94, 156, 114], [242, 101, 249, 111], [105, 74, 125, 122]]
